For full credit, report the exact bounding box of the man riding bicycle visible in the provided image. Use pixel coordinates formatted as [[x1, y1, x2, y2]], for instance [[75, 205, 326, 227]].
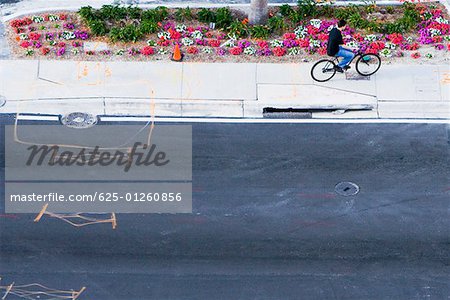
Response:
[[327, 19, 355, 73]]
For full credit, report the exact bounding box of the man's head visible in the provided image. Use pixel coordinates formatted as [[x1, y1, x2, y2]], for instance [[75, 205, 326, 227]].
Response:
[[337, 20, 347, 30]]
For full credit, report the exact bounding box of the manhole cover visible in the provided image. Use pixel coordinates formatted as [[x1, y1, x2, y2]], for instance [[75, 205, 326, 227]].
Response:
[[60, 112, 98, 129], [335, 182, 360, 196], [0, 95, 6, 108]]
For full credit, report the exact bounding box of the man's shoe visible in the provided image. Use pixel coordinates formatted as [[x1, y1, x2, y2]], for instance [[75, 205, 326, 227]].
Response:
[[343, 65, 351, 71], [334, 66, 344, 73]]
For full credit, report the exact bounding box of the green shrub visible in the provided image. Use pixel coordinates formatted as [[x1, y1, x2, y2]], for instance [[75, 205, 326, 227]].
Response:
[[333, 8, 352, 20], [319, 5, 334, 18], [88, 20, 108, 36], [99, 5, 127, 21], [386, 6, 395, 14], [141, 7, 168, 22], [215, 7, 234, 29], [175, 7, 194, 22], [268, 16, 286, 34], [297, 0, 319, 18], [279, 4, 294, 17], [381, 21, 405, 34], [140, 20, 158, 34], [227, 20, 249, 38], [250, 25, 270, 39], [79, 6, 96, 21], [197, 8, 216, 23], [348, 12, 369, 29], [127, 6, 142, 19], [109, 25, 143, 42]]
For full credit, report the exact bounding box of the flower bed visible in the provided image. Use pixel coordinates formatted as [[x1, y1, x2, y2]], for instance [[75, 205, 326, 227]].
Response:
[[5, 3, 450, 63]]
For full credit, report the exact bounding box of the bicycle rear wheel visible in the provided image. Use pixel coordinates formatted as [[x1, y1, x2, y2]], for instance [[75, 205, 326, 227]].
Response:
[[356, 53, 381, 76], [311, 59, 337, 82]]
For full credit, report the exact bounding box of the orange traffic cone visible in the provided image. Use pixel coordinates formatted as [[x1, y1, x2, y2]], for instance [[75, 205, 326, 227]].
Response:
[[171, 44, 183, 62]]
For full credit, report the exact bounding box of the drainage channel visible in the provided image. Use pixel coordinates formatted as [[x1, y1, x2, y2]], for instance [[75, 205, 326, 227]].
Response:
[[263, 107, 370, 119]]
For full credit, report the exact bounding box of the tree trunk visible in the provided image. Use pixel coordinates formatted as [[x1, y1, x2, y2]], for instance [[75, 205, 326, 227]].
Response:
[[249, 0, 268, 25]]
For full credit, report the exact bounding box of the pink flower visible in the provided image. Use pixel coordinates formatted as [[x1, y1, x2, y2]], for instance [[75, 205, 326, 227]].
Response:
[[141, 46, 155, 56], [257, 40, 269, 48], [411, 52, 421, 59], [186, 46, 198, 54], [208, 39, 221, 47], [28, 32, 41, 41], [273, 47, 286, 57], [229, 46, 243, 55], [20, 41, 30, 48]]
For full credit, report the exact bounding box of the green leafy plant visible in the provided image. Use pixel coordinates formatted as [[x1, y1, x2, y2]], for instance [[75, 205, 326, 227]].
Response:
[[268, 16, 286, 34], [87, 20, 108, 36], [197, 8, 216, 23], [279, 4, 294, 17], [142, 6, 168, 22], [99, 5, 127, 21], [386, 6, 395, 14], [140, 20, 158, 34], [297, 0, 319, 18], [127, 6, 142, 19], [250, 25, 270, 39], [215, 7, 233, 29], [227, 20, 249, 38], [175, 7, 194, 22], [319, 5, 334, 18]]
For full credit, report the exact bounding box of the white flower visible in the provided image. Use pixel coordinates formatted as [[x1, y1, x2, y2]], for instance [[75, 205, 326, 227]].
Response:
[[19, 33, 29, 40], [48, 14, 59, 21], [116, 49, 125, 55], [221, 39, 235, 48], [190, 30, 203, 39], [435, 17, 449, 24], [385, 42, 396, 50], [175, 24, 186, 33], [294, 26, 307, 38], [425, 53, 433, 59], [147, 40, 156, 46], [31, 16, 44, 23], [364, 34, 377, 42], [327, 25, 334, 32], [61, 31, 76, 40], [71, 48, 79, 55], [310, 39, 321, 48], [346, 41, 359, 49], [25, 49, 34, 56], [310, 19, 322, 29], [406, 36, 414, 43], [243, 46, 256, 55], [429, 28, 441, 37], [157, 31, 171, 40], [158, 48, 168, 55], [181, 37, 194, 46], [202, 47, 213, 54], [270, 39, 283, 47], [288, 47, 300, 56], [380, 49, 392, 57]]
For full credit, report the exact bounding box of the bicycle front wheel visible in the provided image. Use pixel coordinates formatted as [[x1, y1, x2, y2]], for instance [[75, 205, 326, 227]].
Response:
[[356, 53, 381, 76], [311, 59, 337, 82]]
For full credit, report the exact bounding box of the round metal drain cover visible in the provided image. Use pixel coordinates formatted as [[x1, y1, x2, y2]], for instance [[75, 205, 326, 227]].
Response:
[[60, 112, 98, 129], [335, 182, 360, 196], [0, 95, 6, 108]]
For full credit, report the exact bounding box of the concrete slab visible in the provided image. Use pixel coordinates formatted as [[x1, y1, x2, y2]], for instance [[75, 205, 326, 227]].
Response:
[[0, 60, 38, 100], [376, 65, 442, 101], [104, 61, 183, 99], [104, 98, 182, 116], [182, 63, 257, 100], [257, 63, 313, 85], [378, 101, 450, 119], [257, 84, 377, 109], [312, 109, 379, 119], [182, 100, 243, 117], [438, 64, 450, 101]]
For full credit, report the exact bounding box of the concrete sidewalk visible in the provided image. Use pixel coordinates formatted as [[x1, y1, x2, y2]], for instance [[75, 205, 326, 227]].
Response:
[[0, 60, 449, 119]]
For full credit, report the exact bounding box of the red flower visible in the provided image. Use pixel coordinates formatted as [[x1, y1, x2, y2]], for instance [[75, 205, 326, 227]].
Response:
[[283, 33, 296, 40], [10, 19, 22, 28], [317, 33, 328, 41], [365, 47, 378, 54], [20, 41, 30, 48], [208, 39, 221, 47], [307, 25, 318, 35], [29, 32, 41, 41], [318, 47, 327, 55], [205, 32, 214, 38], [273, 47, 286, 56], [41, 47, 50, 55], [410, 42, 419, 50], [157, 40, 170, 46], [229, 46, 243, 55], [58, 42, 66, 48], [187, 26, 195, 33], [23, 18, 32, 25], [447, 44, 450, 51], [432, 36, 443, 43], [411, 52, 421, 59], [370, 41, 385, 50], [353, 33, 363, 42], [257, 40, 269, 48], [186, 46, 198, 54], [170, 30, 181, 40], [141, 46, 155, 56], [388, 33, 403, 45], [59, 14, 67, 20], [297, 39, 309, 48]]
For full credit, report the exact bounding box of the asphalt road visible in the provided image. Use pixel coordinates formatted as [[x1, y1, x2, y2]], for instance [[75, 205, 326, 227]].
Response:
[[0, 116, 449, 299]]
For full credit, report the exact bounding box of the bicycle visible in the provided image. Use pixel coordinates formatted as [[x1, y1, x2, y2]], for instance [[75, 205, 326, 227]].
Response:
[[310, 50, 381, 82]]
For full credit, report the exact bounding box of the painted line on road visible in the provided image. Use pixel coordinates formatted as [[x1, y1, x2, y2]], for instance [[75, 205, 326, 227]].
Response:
[[15, 115, 450, 124]]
